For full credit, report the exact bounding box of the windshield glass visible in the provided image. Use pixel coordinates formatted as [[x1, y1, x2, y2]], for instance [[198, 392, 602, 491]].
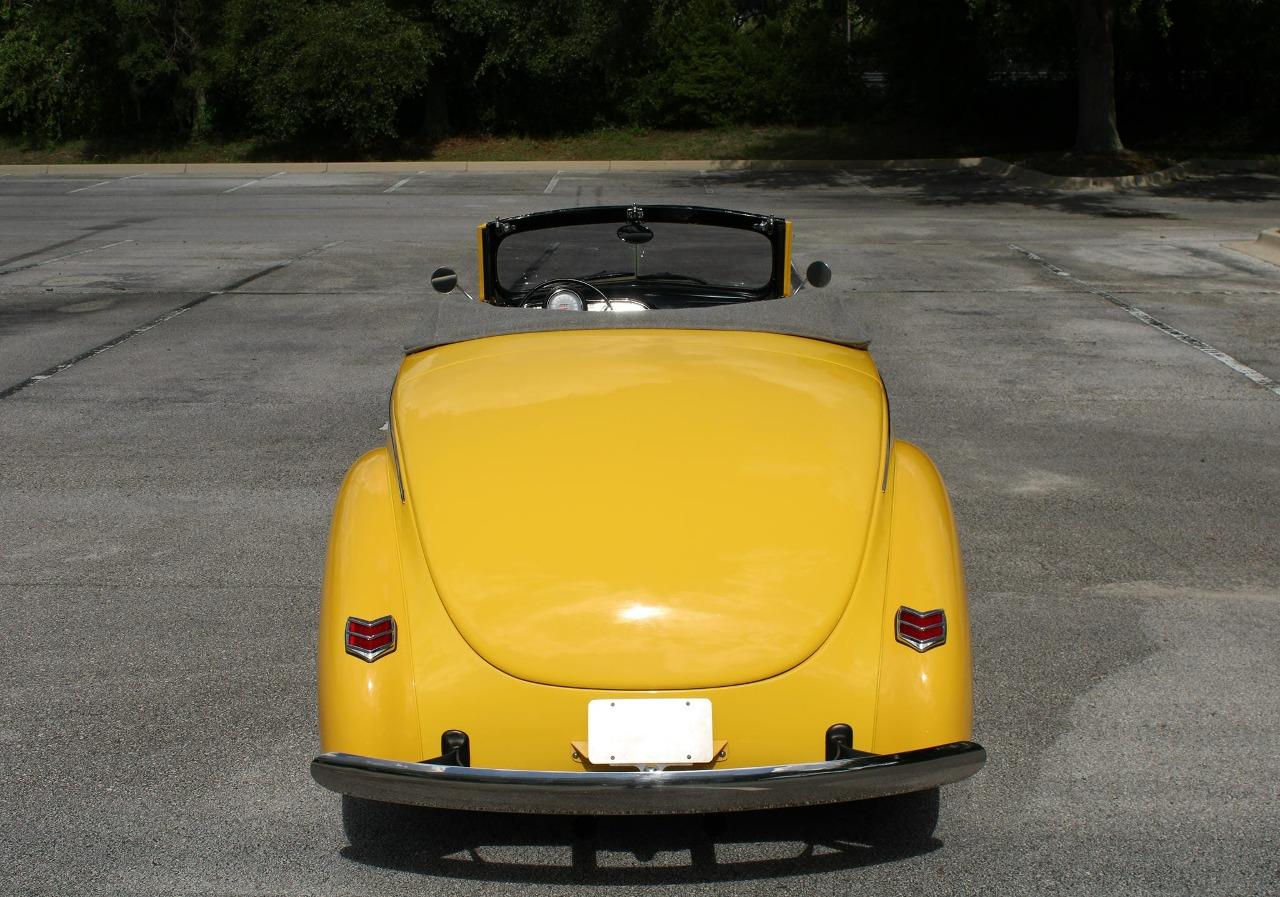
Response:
[[495, 221, 774, 294]]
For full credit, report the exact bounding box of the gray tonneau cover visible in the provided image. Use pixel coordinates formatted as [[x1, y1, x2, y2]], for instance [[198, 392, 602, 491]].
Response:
[[405, 293, 870, 354]]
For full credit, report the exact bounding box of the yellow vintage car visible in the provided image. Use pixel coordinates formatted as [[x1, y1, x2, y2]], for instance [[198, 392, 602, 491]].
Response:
[[310, 205, 984, 828]]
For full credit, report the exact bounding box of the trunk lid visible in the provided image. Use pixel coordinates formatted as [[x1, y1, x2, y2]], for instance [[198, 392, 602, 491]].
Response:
[[394, 329, 886, 690]]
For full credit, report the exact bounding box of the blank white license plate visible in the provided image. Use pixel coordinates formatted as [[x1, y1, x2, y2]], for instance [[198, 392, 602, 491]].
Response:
[[587, 698, 713, 766]]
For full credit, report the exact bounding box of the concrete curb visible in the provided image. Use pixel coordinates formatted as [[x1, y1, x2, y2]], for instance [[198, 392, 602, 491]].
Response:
[[0, 157, 989, 176], [1224, 227, 1280, 268], [974, 157, 1203, 190], [0, 156, 1275, 188]]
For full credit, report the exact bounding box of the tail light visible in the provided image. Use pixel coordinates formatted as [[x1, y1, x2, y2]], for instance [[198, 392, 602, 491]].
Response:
[[895, 607, 946, 652], [345, 615, 396, 662]]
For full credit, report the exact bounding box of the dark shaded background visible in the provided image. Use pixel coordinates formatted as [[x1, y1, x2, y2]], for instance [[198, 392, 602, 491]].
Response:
[[0, 0, 1276, 156]]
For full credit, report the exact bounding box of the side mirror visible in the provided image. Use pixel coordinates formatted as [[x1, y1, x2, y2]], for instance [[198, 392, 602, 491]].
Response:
[[805, 260, 832, 289], [431, 267, 458, 294]]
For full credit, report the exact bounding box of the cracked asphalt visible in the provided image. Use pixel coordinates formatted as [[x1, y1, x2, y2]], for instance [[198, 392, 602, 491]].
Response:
[[1, 166, 1277, 896]]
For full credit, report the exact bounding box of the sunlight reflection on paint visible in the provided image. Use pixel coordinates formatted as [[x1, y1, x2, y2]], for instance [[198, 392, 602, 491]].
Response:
[[618, 603, 668, 623]]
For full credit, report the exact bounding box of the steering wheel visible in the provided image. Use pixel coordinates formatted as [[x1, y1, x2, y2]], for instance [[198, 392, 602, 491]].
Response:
[[523, 278, 613, 311]]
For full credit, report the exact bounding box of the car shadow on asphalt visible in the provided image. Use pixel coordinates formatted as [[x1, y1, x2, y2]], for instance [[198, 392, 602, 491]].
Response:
[[339, 790, 941, 884], [867, 170, 1185, 219], [1148, 173, 1280, 203], [711, 168, 1183, 219], [707, 168, 1280, 218]]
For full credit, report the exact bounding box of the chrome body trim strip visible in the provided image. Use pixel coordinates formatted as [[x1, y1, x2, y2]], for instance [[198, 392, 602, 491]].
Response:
[[310, 741, 985, 815], [881, 375, 893, 492], [387, 387, 406, 502]]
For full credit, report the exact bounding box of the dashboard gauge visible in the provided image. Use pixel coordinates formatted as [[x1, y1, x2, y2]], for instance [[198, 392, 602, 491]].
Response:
[[546, 289, 585, 311]]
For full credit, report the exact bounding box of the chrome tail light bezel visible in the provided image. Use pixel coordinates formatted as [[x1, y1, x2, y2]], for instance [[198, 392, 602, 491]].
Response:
[[345, 615, 397, 662], [895, 606, 947, 652]]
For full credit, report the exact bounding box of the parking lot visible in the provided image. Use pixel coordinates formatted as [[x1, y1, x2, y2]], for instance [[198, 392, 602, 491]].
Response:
[[1, 166, 1277, 896]]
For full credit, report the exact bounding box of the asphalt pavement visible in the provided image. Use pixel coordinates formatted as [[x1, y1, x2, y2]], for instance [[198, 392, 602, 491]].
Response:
[[1, 166, 1278, 896]]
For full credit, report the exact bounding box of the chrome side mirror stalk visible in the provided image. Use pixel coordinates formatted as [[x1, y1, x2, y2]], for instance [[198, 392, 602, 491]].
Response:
[[793, 260, 833, 294], [431, 266, 478, 302]]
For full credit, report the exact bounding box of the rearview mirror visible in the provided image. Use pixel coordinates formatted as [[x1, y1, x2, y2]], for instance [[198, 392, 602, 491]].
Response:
[[617, 223, 654, 244], [805, 260, 832, 289], [430, 267, 458, 294]]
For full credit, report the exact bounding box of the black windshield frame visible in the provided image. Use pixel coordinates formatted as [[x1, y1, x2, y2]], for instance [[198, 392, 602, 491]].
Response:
[[479, 205, 789, 304]]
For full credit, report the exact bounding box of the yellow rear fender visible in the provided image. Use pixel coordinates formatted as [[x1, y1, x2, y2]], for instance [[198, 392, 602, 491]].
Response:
[[317, 447, 423, 761], [872, 441, 974, 754]]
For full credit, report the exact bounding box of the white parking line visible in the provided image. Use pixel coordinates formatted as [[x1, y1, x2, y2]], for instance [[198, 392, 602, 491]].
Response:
[[1012, 243, 1280, 398], [384, 177, 413, 194], [1, 238, 346, 400], [223, 171, 285, 193], [66, 173, 145, 195], [68, 180, 110, 194], [0, 239, 134, 277], [699, 171, 715, 195], [544, 171, 564, 194]]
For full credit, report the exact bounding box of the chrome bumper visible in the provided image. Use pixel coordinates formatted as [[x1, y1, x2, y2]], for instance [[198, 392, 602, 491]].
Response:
[[310, 741, 985, 815]]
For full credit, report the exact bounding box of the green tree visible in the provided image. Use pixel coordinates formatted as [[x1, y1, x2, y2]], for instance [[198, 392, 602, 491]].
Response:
[[218, 0, 436, 147], [427, 0, 647, 134], [632, 0, 846, 127], [638, 0, 744, 126], [0, 1, 115, 142], [853, 0, 989, 117], [736, 1, 851, 124], [112, 0, 224, 139], [4, 0, 1274, 153]]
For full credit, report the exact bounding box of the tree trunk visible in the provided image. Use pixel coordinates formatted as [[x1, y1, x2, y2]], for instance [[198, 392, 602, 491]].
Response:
[[1071, 0, 1123, 153], [191, 83, 210, 141], [422, 78, 450, 141]]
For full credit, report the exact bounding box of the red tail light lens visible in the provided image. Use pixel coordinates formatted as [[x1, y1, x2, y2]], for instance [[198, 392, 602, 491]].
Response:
[[895, 607, 946, 652], [345, 615, 396, 662]]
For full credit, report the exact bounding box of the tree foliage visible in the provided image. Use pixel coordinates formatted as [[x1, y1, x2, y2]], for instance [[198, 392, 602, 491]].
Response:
[[633, 0, 847, 127], [426, 0, 648, 133], [0, 0, 1275, 151], [0, 1, 114, 142], [216, 0, 436, 145]]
